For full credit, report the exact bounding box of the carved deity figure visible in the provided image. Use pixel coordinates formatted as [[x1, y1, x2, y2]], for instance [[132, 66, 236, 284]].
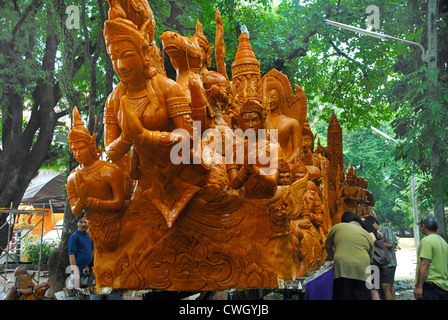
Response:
[[277, 157, 292, 186], [66, 107, 126, 253], [300, 123, 319, 165], [103, 8, 214, 231], [289, 159, 326, 275], [265, 80, 301, 164], [226, 99, 282, 199], [226, 99, 303, 281]]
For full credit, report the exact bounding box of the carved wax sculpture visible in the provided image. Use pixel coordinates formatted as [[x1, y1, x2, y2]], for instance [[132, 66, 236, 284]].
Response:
[[289, 159, 326, 276], [341, 161, 375, 218], [65, 0, 375, 292], [67, 107, 126, 254], [74, 1, 304, 291], [262, 69, 301, 164]]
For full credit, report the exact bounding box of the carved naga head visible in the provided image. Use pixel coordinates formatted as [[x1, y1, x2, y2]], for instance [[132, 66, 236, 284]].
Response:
[[160, 26, 203, 72]]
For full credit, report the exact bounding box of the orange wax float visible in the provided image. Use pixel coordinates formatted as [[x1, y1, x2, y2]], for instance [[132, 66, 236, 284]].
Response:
[[66, 0, 376, 292]]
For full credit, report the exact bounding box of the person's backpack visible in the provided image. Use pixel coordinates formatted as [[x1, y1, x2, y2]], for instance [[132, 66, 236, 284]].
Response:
[[373, 239, 391, 267]]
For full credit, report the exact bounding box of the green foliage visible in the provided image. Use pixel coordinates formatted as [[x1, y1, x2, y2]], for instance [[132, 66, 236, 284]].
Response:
[[21, 235, 60, 265], [393, 67, 448, 170], [312, 114, 410, 231], [0, 0, 48, 107]]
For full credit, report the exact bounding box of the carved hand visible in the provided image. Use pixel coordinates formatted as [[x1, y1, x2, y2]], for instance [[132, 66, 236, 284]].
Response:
[[188, 75, 207, 120], [160, 131, 183, 146], [210, 84, 227, 103], [243, 137, 257, 175], [119, 95, 144, 143], [74, 173, 89, 206]]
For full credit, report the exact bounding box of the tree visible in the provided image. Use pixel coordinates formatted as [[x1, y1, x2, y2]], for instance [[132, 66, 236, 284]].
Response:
[[47, 0, 114, 294], [0, 0, 111, 293], [0, 0, 67, 248], [388, 1, 448, 240]]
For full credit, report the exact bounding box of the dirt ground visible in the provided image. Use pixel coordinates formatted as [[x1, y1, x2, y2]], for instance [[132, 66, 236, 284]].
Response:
[[394, 237, 417, 300], [395, 237, 417, 281]]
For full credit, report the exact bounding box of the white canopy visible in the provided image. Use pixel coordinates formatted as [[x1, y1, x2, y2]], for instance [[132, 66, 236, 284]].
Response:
[[21, 170, 66, 203]]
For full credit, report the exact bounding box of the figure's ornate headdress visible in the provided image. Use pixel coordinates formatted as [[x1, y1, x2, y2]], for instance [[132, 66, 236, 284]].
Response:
[[104, 0, 164, 76], [240, 99, 264, 117], [291, 157, 307, 176], [68, 107, 101, 160], [302, 122, 314, 139], [278, 156, 291, 174]]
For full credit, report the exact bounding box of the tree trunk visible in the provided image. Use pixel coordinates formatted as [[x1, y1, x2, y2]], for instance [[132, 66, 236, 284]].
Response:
[[46, 0, 112, 295], [427, 0, 446, 241], [47, 191, 78, 296], [0, 18, 59, 249], [431, 148, 447, 241]]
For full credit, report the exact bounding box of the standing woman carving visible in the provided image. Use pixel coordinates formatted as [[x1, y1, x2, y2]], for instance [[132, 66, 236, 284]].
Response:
[[103, 3, 210, 233]]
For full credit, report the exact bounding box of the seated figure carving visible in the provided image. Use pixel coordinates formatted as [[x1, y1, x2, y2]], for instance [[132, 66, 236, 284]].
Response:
[[103, 11, 211, 231], [226, 99, 282, 199], [265, 80, 301, 164]]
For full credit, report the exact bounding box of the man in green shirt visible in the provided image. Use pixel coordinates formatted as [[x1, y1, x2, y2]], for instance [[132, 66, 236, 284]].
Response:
[[325, 211, 375, 300], [414, 215, 448, 300]]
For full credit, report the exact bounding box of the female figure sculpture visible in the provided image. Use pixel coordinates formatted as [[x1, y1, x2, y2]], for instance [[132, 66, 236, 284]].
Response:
[[103, 12, 212, 232], [67, 107, 126, 253]]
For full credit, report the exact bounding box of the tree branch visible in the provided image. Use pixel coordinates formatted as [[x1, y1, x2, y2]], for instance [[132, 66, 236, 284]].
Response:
[[12, 0, 43, 38], [329, 39, 369, 82]]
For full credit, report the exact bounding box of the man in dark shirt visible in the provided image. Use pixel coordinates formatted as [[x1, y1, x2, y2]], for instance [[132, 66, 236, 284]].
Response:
[[68, 214, 94, 278]]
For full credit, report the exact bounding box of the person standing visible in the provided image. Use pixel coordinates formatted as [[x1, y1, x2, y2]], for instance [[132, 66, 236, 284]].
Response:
[[379, 221, 397, 300], [325, 211, 375, 300], [365, 215, 397, 300], [68, 214, 94, 280], [414, 215, 448, 300]]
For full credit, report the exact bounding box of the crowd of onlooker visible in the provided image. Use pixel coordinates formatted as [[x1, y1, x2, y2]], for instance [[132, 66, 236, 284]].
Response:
[[325, 211, 448, 300]]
